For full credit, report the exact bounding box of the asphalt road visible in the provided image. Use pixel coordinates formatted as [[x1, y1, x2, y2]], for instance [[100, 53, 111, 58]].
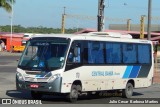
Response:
[[0, 55, 160, 105]]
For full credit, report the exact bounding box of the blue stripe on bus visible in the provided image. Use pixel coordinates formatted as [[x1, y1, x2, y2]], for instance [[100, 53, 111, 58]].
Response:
[[36, 75, 44, 78], [129, 66, 141, 78], [123, 66, 133, 78]]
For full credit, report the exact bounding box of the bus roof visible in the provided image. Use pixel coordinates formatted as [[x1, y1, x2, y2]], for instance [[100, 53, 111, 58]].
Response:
[[30, 32, 152, 44]]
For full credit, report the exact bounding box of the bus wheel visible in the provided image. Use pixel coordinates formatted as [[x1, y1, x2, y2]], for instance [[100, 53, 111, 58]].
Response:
[[31, 91, 43, 99], [122, 83, 133, 98], [67, 85, 79, 102]]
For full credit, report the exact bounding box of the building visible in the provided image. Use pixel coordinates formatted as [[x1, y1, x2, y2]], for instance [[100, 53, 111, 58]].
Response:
[[0, 32, 23, 52], [109, 24, 160, 32]]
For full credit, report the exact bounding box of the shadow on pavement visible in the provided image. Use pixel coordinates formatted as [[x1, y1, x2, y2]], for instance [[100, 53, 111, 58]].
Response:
[[6, 90, 31, 99], [6, 90, 144, 103], [132, 92, 144, 96], [6, 90, 69, 103]]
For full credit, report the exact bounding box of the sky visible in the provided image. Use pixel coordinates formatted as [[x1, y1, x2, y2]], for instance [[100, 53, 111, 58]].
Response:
[[0, 0, 160, 29]]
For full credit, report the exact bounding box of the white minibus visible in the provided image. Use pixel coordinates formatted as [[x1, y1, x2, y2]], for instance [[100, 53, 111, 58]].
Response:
[[16, 32, 154, 102]]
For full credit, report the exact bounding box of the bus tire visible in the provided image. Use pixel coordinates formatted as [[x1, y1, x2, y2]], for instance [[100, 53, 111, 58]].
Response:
[[122, 83, 133, 98], [67, 85, 79, 102], [76, 85, 82, 93], [31, 91, 43, 99]]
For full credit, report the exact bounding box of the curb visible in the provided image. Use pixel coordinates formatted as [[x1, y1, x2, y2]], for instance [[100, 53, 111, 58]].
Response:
[[0, 52, 22, 56]]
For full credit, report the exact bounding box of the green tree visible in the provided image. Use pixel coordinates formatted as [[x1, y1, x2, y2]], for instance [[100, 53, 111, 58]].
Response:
[[0, 0, 15, 13]]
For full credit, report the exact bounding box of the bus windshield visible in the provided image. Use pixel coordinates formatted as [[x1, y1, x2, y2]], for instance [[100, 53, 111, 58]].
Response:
[[18, 37, 70, 71]]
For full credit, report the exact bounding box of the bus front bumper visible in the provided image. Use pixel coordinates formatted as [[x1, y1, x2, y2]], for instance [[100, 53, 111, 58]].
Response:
[[16, 77, 62, 93]]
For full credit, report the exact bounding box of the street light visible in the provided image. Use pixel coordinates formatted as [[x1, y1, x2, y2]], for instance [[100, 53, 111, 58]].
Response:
[[10, 0, 13, 52]]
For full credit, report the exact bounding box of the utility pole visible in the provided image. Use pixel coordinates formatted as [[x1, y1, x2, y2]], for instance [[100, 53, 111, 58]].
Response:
[[147, 0, 152, 40], [140, 15, 145, 39], [97, 0, 105, 32], [61, 7, 66, 34], [127, 19, 131, 31]]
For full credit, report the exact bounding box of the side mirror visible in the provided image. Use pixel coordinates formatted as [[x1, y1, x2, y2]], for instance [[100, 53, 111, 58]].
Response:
[[74, 47, 78, 57]]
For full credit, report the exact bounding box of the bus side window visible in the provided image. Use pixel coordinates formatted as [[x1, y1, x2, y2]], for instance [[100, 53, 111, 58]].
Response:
[[68, 42, 81, 63], [73, 46, 81, 63], [88, 41, 104, 64], [106, 43, 121, 64]]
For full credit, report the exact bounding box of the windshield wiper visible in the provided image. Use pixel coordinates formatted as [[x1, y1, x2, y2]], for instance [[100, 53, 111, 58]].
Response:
[[44, 60, 49, 71]]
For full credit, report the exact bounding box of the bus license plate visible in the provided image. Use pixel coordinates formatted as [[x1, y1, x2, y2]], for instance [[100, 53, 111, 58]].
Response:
[[30, 84, 39, 88]]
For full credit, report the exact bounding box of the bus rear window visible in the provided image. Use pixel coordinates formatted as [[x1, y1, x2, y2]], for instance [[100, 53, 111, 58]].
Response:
[[138, 45, 151, 64]]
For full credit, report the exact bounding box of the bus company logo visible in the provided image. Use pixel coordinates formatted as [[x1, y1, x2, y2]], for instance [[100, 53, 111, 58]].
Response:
[[33, 78, 37, 82], [30, 78, 37, 82], [2, 99, 12, 104]]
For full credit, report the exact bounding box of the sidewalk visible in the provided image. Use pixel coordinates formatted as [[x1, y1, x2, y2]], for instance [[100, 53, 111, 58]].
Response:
[[0, 51, 22, 56]]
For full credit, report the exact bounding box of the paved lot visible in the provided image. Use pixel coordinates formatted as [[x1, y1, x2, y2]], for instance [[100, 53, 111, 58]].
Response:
[[154, 63, 160, 84], [0, 53, 160, 105]]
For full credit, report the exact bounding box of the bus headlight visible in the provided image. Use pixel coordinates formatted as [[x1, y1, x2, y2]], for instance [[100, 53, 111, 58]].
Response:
[[48, 74, 61, 83], [16, 72, 24, 81]]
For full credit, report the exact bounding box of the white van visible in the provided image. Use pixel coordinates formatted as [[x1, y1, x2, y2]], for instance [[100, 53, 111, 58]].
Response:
[[22, 33, 42, 45]]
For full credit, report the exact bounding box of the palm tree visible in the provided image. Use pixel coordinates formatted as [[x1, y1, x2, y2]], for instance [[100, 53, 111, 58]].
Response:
[[0, 0, 15, 13]]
